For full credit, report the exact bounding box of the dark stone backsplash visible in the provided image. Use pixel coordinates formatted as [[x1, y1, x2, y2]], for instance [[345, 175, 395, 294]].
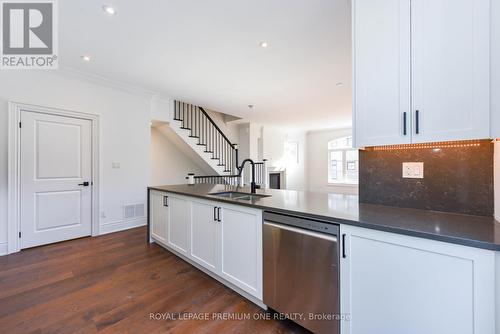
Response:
[[359, 141, 494, 216]]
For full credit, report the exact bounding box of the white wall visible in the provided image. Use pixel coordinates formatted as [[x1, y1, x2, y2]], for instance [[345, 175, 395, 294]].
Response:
[[262, 126, 308, 191], [150, 127, 205, 185], [0, 70, 153, 246], [205, 109, 240, 144], [306, 128, 358, 195]]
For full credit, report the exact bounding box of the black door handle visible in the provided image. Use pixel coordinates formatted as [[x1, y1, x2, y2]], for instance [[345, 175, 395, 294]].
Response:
[[214, 207, 217, 222], [217, 207, 222, 222], [78, 182, 90, 187], [163, 196, 168, 207]]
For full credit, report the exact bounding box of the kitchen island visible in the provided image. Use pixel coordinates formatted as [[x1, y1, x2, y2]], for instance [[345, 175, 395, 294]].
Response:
[[147, 184, 500, 334]]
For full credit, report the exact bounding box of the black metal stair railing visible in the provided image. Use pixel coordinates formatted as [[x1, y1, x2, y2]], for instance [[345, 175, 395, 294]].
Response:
[[174, 101, 238, 174], [188, 162, 267, 187]]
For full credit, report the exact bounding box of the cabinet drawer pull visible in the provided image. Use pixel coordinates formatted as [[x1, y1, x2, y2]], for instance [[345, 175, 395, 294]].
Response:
[[214, 206, 217, 221], [217, 207, 222, 222], [415, 110, 420, 134], [163, 196, 168, 207], [403, 112, 407, 136], [342, 234, 346, 258]]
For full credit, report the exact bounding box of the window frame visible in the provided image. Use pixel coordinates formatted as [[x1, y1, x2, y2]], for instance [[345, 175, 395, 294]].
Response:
[[327, 137, 359, 186]]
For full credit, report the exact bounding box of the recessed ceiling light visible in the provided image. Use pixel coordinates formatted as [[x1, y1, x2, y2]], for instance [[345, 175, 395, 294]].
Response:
[[81, 55, 91, 62], [102, 5, 117, 15], [259, 41, 268, 48]]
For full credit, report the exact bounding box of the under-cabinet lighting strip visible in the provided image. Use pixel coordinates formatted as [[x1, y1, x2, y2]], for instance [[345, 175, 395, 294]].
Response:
[[367, 140, 487, 151]]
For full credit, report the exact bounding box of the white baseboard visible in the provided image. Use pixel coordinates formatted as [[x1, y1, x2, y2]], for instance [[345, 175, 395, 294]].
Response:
[[99, 217, 147, 235], [0, 242, 8, 256]]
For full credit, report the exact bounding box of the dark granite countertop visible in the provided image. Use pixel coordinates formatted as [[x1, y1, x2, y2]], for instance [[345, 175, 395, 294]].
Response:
[[148, 184, 500, 251]]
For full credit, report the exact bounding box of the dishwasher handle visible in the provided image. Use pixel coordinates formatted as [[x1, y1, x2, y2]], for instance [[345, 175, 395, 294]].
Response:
[[264, 221, 338, 243]]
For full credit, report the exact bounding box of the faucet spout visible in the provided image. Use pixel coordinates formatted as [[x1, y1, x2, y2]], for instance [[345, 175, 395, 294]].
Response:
[[237, 159, 261, 194]]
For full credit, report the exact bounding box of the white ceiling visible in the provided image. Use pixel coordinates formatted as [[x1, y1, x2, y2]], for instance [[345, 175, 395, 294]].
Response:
[[60, 0, 352, 130]]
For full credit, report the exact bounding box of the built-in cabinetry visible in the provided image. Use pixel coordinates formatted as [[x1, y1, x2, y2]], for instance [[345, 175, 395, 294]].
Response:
[[340, 224, 496, 334], [149, 191, 263, 301], [353, 0, 491, 147], [149, 190, 168, 245]]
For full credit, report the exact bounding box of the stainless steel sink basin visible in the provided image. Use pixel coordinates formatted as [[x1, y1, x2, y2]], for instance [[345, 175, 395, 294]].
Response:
[[208, 191, 271, 200]]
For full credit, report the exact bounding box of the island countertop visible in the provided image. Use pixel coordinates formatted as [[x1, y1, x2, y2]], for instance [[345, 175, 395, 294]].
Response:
[[148, 184, 500, 251]]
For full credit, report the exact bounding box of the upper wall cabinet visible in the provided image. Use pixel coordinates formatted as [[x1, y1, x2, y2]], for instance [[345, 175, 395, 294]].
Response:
[[353, 0, 411, 147], [353, 0, 491, 147]]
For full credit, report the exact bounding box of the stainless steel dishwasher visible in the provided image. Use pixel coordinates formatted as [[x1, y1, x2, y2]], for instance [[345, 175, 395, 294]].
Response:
[[263, 211, 340, 334]]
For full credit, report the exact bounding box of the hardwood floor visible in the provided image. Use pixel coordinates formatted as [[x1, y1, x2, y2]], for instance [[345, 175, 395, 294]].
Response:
[[0, 227, 309, 334]]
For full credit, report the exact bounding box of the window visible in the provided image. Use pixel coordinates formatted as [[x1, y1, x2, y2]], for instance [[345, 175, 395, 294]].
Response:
[[328, 136, 358, 184]]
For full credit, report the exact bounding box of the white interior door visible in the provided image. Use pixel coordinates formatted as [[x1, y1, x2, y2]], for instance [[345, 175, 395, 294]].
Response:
[[20, 110, 92, 249]]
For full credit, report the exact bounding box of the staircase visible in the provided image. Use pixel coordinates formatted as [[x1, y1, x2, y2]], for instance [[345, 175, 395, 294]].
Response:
[[169, 101, 238, 176]]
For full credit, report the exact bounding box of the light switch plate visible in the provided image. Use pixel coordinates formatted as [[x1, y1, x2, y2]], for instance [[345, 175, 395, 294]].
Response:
[[402, 162, 424, 179]]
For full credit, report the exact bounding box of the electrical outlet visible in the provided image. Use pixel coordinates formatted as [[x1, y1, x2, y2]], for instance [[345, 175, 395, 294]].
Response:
[[402, 162, 424, 179]]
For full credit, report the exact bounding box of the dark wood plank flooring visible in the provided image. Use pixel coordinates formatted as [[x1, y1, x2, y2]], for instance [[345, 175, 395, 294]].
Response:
[[0, 227, 309, 334]]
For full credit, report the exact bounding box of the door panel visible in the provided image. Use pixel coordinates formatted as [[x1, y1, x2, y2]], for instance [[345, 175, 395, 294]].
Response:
[[340, 225, 495, 334], [353, 0, 411, 147], [220, 206, 262, 298], [36, 121, 82, 179], [20, 110, 92, 249], [150, 191, 168, 244], [168, 196, 190, 255], [411, 0, 490, 142], [191, 201, 218, 271], [35, 191, 82, 231]]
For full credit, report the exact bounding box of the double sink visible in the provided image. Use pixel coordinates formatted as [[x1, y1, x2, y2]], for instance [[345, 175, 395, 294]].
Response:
[[208, 191, 271, 202]]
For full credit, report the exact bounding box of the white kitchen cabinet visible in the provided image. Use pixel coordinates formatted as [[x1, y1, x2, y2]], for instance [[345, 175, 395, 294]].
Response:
[[219, 203, 263, 299], [353, 0, 411, 147], [353, 0, 491, 147], [167, 195, 191, 256], [149, 193, 264, 301], [340, 225, 496, 334], [190, 200, 219, 272], [411, 0, 490, 143], [492, 0, 500, 139], [149, 190, 168, 245]]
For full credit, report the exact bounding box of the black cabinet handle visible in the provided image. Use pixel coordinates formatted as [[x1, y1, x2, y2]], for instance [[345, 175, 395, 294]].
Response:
[[415, 110, 420, 134], [163, 196, 168, 207], [403, 112, 407, 136], [214, 207, 217, 221], [78, 182, 90, 187], [342, 234, 346, 258], [217, 207, 222, 222]]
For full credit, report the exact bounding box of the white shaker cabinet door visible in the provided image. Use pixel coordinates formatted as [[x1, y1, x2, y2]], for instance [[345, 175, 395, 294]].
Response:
[[219, 204, 262, 299], [190, 200, 219, 272], [150, 190, 168, 245], [353, 0, 411, 147], [167, 195, 191, 256], [340, 225, 495, 334], [411, 0, 490, 143]]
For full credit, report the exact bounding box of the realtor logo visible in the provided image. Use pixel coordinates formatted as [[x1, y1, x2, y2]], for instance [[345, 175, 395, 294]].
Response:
[[1, 0, 58, 69]]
